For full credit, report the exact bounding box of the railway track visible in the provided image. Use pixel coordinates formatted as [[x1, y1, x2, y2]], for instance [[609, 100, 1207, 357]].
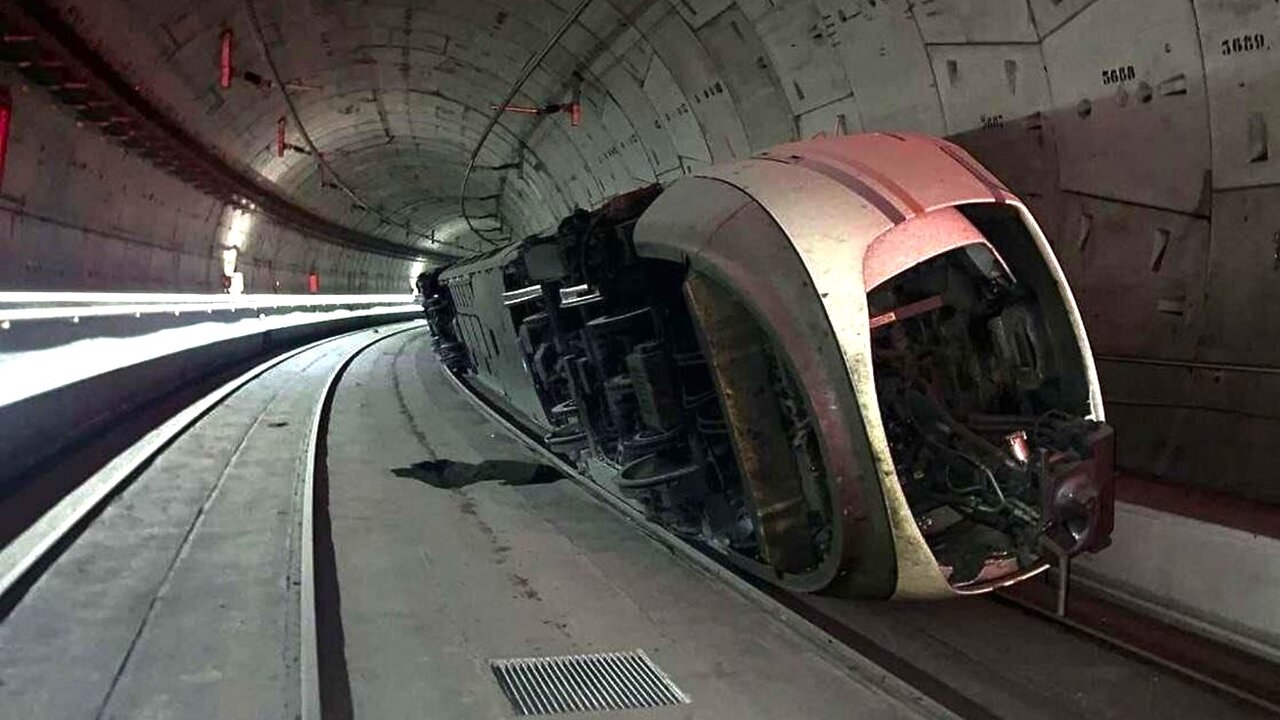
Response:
[[442, 365, 1280, 720], [0, 322, 417, 720], [1, 324, 1274, 720]]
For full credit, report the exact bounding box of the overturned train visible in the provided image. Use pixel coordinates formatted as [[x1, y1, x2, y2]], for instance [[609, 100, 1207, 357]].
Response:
[[425, 133, 1114, 599]]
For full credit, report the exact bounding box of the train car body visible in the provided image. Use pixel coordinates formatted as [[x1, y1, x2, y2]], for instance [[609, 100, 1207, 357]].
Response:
[[428, 133, 1114, 599]]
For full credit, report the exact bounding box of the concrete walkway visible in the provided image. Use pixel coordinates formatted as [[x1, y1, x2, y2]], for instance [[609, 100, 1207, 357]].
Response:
[[324, 327, 936, 719]]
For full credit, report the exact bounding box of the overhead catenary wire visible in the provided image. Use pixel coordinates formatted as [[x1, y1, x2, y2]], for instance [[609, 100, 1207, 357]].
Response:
[[241, 0, 461, 257], [460, 0, 597, 248]]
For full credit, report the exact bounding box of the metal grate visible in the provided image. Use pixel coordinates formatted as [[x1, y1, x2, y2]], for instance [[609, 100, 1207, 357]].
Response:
[[490, 650, 689, 715]]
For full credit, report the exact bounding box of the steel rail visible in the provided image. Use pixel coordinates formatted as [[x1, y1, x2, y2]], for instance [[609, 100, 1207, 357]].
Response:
[[993, 584, 1280, 715], [0, 320, 422, 720], [299, 322, 422, 720], [437, 365, 957, 719], [440, 364, 1280, 719], [0, 326, 379, 606], [0, 320, 419, 717]]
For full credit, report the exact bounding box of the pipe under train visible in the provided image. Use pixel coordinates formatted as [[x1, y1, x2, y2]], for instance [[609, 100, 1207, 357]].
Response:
[[423, 133, 1115, 600]]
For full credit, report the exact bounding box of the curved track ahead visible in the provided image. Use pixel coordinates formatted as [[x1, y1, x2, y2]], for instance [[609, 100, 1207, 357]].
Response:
[[0, 324, 413, 719], [0, 325, 1273, 720]]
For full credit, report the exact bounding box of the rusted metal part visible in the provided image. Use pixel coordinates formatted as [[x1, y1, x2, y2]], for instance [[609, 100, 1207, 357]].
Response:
[[0, 0, 443, 262], [635, 179, 896, 598], [868, 295, 944, 331], [683, 272, 816, 575]]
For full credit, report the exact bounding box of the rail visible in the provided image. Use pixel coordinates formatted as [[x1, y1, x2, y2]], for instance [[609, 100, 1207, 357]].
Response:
[[442, 365, 1280, 717], [0, 304, 422, 487]]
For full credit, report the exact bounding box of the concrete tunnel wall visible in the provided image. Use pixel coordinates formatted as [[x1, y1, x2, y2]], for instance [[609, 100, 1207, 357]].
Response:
[[0, 68, 417, 294], [4, 0, 1279, 503]]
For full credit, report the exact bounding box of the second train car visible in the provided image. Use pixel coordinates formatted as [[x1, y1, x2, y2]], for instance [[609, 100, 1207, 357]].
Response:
[[424, 133, 1115, 599]]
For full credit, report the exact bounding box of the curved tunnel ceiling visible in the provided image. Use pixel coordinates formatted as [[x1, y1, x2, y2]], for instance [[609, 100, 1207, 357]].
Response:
[[0, 0, 1277, 501], [44, 0, 634, 256], [29, 0, 1280, 275]]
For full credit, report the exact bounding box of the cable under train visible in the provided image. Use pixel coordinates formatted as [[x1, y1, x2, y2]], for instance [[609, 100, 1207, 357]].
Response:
[[422, 133, 1115, 599]]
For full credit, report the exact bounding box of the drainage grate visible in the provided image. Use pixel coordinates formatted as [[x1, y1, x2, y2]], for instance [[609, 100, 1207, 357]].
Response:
[[490, 650, 689, 716]]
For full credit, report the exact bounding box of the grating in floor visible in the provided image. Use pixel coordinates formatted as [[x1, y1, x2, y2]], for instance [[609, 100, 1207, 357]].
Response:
[[490, 649, 689, 716]]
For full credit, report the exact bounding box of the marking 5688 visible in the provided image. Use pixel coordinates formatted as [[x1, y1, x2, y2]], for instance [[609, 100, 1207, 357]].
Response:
[[1101, 65, 1135, 85], [1221, 33, 1266, 56]]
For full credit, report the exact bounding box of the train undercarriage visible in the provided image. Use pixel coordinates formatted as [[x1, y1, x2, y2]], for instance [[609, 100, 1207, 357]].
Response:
[[426, 158, 1113, 597]]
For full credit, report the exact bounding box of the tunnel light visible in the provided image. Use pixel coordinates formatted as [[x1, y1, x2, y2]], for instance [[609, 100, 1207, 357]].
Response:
[[219, 29, 234, 89], [407, 260, 426, 294], [219, 205, 253, 295], [225, 206, 252, 251], [0, 293, 418, 326], [0, 86, 11, 188], [0, 292, 410, 305], [222, 246, 239, 276]]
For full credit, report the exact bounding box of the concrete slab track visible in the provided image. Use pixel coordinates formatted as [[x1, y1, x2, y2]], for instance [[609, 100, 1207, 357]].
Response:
[[1, 325, 1272, 720], [0, 329, 382, 719], [325, 327, 933, 720]]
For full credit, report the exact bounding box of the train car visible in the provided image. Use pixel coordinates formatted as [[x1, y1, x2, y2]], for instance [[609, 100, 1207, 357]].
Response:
[[426, 133, 1114, 600]]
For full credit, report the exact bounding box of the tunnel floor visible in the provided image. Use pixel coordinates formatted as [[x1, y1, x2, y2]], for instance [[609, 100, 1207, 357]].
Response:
[[322, 327, 927, 719], [0, 326, 1271, 719]]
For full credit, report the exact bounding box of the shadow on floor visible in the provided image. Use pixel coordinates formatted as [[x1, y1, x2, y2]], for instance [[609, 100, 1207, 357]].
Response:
[[391, 459, 562, 490]]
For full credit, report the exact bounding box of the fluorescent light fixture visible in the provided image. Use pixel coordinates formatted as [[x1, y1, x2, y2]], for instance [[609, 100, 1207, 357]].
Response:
[[0, 292, 416, 325]]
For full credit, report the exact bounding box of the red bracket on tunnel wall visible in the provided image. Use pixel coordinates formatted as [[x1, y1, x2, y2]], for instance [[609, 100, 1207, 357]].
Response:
[[491, 100, 582, 127], [219, 29, 234, 89], [276, 115, 286, 158], [569, 85, 581, 127], [0, 87, 11, 189]]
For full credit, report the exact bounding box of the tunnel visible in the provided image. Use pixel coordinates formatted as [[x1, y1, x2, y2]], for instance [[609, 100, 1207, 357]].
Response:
[[0, 1, 1278, 718]]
